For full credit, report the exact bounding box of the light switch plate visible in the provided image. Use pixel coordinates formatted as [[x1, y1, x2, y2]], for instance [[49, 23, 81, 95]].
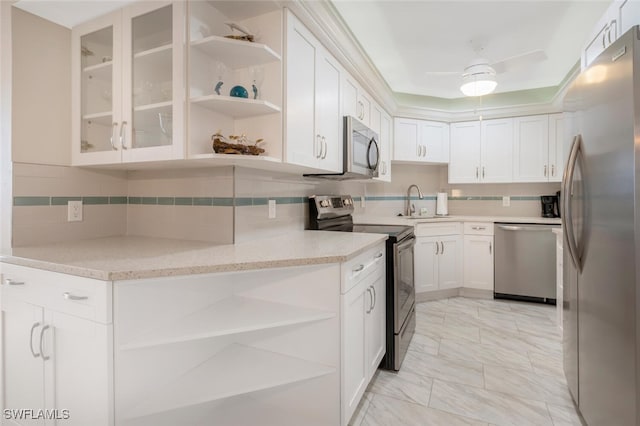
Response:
[[502, 196, 511, 207], [268, 199, 276, 218], [68, 200, 83, 222]]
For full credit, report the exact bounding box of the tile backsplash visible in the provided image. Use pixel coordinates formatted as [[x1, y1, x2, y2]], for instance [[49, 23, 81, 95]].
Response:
[[12, 162, 561, 247]]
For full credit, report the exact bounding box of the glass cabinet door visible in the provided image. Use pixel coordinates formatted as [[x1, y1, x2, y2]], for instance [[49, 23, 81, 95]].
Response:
[[80, 26, 117, 155], [123, 2, 183, 161]]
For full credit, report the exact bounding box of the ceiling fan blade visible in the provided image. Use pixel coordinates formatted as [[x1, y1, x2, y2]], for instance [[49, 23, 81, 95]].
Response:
[[424, 71, 460, 75], [491, 50, 547, 74]]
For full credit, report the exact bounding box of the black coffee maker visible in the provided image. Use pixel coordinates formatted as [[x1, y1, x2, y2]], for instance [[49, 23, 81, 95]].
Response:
[[541, 192, 560, 218]]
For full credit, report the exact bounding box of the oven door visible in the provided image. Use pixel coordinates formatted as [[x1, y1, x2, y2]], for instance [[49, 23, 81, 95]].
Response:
[[393, 235, 416, 333]]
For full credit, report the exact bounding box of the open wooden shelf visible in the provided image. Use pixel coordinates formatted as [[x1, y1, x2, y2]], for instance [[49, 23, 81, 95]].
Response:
[[121, 296, 334, 351], [124, 343, 335, 419], [190, 94, 280, 118], [191, 35, 281, 69]]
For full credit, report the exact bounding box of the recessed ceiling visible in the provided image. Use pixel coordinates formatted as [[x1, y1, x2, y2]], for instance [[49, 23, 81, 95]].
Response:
[[332, 0, 610, 99]]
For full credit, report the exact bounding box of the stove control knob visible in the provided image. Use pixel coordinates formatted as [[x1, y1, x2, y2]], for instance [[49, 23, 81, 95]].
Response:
[[344, 198, 352, 206], [319, 199, 330, 208]]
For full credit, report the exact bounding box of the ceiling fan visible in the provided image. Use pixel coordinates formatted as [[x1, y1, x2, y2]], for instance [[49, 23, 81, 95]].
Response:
[[425, 45, 547, 97]]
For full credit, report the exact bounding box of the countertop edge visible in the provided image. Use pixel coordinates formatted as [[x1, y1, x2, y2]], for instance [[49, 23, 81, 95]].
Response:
[[1, 234, 387, 281]]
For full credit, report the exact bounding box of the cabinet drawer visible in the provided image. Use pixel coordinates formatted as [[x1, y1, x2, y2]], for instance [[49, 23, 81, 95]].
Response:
[[415, 222, 462, 237], [1, 263, 112, 324], [464, 222, 494, 236], [341, 244, 385, 294]]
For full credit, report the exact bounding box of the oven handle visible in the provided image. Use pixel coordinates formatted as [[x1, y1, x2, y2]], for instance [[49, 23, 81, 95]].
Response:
[[395, 235, 416, 252]]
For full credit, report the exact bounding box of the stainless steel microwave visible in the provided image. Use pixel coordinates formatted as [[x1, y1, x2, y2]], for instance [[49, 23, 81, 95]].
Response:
[[304, 116, 380, 180]]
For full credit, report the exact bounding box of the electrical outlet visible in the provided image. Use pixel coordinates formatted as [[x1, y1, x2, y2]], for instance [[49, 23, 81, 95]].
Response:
[[68, 200, 83, 222], [268, 199, 276, 219], [502, 196, 511, 207]]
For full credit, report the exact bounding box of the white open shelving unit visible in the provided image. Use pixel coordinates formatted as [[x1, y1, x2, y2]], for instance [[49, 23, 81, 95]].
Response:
[[190, 95, 280, 118], [124, 343, 336, 419], [190, 35, 281, 68], [120, 296, 334, 351]]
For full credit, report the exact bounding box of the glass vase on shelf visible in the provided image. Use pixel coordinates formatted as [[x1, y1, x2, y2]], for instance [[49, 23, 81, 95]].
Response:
[[213, 60, 227, 95], [249, 66, 265, 100]]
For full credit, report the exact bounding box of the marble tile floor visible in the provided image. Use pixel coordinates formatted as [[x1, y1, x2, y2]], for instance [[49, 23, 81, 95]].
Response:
[[349, 296, 583, 426]]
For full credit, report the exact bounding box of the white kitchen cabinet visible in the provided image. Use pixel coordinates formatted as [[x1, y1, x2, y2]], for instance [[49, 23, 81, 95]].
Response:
[[513, 114, 564, 183], [394, 118, 449, 164], [1, 264, 113, 426], [449, 121, 481, 183], [449, 118, 513, 183], [481, 118, 513, 183], [371, 104, 391, 182], [513, 115, 549, 182], [463, 222, 494, 291], [548, 113, 564, 183], [285, 10, 342, 172], [72, 2, 186, 166], [414, 223, 463, 294], [342, 75, 371, 126], [581, 0, 633, 70], [341, 245, 385, 425]]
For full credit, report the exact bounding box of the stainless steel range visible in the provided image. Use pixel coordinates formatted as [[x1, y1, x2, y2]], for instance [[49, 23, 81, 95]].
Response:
[[308, 195, 416, 371]]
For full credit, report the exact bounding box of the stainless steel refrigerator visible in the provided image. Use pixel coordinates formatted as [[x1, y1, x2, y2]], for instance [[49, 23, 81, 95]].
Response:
[[562, 26, 640, 425]]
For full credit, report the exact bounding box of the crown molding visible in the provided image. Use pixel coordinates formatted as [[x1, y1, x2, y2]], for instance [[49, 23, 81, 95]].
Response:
[[281, 1, 580, 123]]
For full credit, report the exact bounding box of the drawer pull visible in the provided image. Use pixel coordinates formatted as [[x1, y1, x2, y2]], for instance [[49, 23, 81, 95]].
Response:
[[353, 264, 365, 273], [30, 322, 41, 358], [375, 252, 384, 259], [40, 325, 50, 361], [5, 279, 25, 286], [63, 292, 88, 301], [471, 226, 486, 230]]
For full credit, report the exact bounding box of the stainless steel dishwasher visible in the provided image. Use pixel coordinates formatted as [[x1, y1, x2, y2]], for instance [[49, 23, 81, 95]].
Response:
[[494, 223, 560, 303]]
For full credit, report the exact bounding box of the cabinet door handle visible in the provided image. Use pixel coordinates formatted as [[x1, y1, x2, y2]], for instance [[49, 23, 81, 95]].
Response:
[[316, 134, 322, 158], [358, 101, 364, 120], [417, 144, 421, 157], [371, 285, 376, 310], [120, 121, 128, 149], [482, 167, 485, 179], [602, 27, 607, 48], [366, 288, 373, 314], [422, 145, 427, 157], [551, 164, 555, 177], [4, 278, 25, 286], [544, 165, 548, 177], [39, 325, 50, 361], [608, 23, 614, 45], [321, 137, 327, 159], [435, 241, 439, 255], [30, 322, 41, 358], [489, 242, 492, 255], [110, 122, 119, 150], [476, 167, 479, 179], [63, 292, 88, 301], [441, 241, 445, 255]]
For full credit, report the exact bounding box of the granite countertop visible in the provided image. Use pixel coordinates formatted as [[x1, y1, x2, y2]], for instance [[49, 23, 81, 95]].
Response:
[[1, 232, 388, 281], [353, 214, 562, 226]]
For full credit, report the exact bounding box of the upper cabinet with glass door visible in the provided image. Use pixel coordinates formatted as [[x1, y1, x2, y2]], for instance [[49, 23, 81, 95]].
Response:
[[187, 2, 283, 162], [72, 1, 185, 166]]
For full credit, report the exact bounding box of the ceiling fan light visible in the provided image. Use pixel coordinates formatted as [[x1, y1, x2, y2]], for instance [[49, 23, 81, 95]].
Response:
[[460, 75, 497, 97]]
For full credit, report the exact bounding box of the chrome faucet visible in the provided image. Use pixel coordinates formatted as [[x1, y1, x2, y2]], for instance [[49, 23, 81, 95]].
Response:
[[406, 184, 424, 216]]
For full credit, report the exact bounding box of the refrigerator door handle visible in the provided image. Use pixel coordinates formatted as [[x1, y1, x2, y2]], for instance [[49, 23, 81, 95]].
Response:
[[562, 134, 582, 271]]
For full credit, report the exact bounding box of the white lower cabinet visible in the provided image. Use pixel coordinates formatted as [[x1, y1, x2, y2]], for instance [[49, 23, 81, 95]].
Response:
[[414, 223, 463, 294], [1, 264, 113, 426], [462, 222, 494, 291], [341, 245, 386, 426]]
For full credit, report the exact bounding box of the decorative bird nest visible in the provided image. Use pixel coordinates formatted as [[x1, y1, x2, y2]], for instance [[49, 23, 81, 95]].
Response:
[[211, 131, 265, 155]]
